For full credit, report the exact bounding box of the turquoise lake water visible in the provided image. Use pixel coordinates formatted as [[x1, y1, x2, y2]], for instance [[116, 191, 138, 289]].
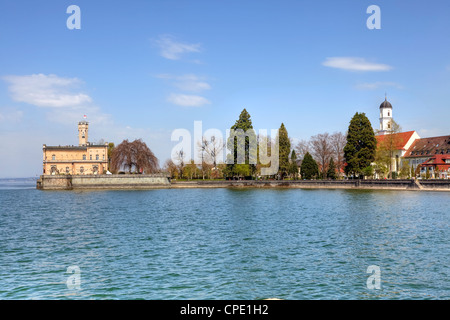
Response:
[[0, 178, 448, 299]]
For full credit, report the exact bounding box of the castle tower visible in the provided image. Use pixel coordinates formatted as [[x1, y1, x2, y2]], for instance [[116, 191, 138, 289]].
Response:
[[379, 97, 393, 135], [78, 119, 89, 146]]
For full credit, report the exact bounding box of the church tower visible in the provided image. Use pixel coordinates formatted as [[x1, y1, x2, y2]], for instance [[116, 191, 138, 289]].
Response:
[[78, 119, 89, 146], [379, 97, 393, 135]]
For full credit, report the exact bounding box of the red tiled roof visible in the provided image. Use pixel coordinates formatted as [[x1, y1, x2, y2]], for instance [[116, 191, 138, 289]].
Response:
[[376, 131, 416, 150], [421, 154, 450, 171], [404, 135, 450, 158], [421, 154, 450, 165]]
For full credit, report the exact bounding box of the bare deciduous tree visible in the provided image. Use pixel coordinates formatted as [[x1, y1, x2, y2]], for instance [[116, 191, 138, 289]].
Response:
[[309, 133, 333, 179], [330, 132, 347, 178], [174, 149, 186, 178], [199, 135, 224, 168], [295, 139, 310, 162], [163, 159, 178, 179]]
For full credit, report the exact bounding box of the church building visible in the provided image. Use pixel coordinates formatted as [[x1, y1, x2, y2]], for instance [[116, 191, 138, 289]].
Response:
[[373, 96, 450, 178], [374, 97, 420, 174], [42, 119, 109, 175]]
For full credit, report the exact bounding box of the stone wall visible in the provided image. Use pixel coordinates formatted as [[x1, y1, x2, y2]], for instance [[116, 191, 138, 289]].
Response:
[[37, 174, 170, 190], [171, 179, 450, 191], [36, 176, 450, 191]]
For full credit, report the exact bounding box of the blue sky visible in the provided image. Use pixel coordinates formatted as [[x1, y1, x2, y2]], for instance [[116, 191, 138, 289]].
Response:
[[1, 0, 449, 177]]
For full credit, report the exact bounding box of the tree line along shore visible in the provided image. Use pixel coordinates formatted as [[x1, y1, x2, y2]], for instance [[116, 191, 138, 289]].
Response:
[[105, 108, 441, 181]]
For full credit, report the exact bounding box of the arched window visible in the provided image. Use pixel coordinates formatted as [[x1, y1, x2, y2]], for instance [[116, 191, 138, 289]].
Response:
[[96, 154, 99, 160], [52, 154, 56, 160], [80, 166, 84, 174]]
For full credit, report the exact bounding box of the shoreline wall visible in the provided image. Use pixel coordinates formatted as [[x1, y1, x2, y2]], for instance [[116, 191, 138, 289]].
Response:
[[36, 175, 450, 191], [36, 174, 171, 190], [170, 179, 450, 191]]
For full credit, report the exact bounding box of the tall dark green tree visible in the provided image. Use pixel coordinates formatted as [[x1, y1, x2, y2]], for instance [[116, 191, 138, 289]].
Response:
[[225, 109, 257, 178], [343, 112, 377, 178], [327, 158, 337, 180], [278, 123, 291, 178], [289, 150, 299, 179], [300, 152, 319, 180]]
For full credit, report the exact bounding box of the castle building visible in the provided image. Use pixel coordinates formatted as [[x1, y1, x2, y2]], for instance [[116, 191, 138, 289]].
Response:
[[42, 119, 109, 175]]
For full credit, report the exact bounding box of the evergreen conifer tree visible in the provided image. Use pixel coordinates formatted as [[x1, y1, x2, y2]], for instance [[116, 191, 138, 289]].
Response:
[[327, 158, 337, 180], [225, 109, 256, 178], [343, 112, 377, 178], [278, 123, 291, 178], [300, 152, 318, 180]]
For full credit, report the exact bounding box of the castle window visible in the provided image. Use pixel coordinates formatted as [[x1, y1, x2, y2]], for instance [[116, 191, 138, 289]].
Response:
[[96, 154, 99, 160], [83, 155, 86, 160], [52, 154, 56, 160], [90, 155, 92, 160], [103, 154, 105, 160], [80, 166, 84, 174]]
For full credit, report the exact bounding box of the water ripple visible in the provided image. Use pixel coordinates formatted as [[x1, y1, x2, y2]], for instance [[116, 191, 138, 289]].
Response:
[[0, 187, 448, 299]]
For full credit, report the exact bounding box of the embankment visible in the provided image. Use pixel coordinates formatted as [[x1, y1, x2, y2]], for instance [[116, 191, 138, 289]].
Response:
[[170, 179, 450, 191], [36, 175, 450, 191], [36, 174, 170, 190]]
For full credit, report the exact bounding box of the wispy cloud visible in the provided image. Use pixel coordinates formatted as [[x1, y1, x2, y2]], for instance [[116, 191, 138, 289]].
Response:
[[167, 93, 211, 107], [154, 35, 201, 60], [3, 74, 92, 108], [322, 57, 392, 72], [156, 74, 211, 92], [2, 73, 112, 126], [0, 107, 23, 123], [355, 81, 403, 90]]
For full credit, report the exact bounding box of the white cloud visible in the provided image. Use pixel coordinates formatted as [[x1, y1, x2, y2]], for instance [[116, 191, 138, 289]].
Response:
[[156, 74, 211, 92], [175, 80, 211, 92], [46, 106, 113, 126], [2, 73, 112, 127], [154, 35, 201, 60], [167, 93, 211, 107], [3, 74, 92, 108], [355, 81, 403, 90], [322, 57, 392, 72]]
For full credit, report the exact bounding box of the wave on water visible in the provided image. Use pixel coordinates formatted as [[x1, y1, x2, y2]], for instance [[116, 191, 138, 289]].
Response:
[[0, 178, 37, 190]]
